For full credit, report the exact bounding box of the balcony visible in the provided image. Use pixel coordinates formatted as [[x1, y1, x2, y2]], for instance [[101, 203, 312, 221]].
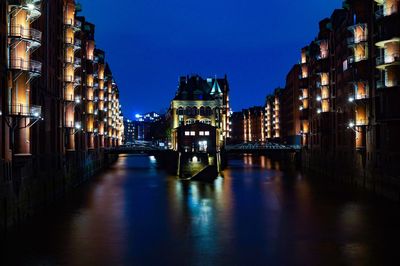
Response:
[[9, 58, 41, 76], [74, 39, 81, 50], [7, 0, 42, 22], [355, 119, 368, 126], [375, 3, 399, 19], [74, 76, 81, 86], [65, 56, 73, 64], [377, 79, 399, 89], [65, 37, 73, 46], [353, 82, 370, 100], [376, 53, 400, 69], [7, 104, 42, 118], [348, 54, 368, 64], [347, 35, 368, 46], [64, 93, 75, 102], [74, 20, 82, 31], [64, 18, 74, 27], [347, 23, 367, 32], [74, 57, 81, 68], [64, 75, 73, 83], [9, 25, 42, 48]]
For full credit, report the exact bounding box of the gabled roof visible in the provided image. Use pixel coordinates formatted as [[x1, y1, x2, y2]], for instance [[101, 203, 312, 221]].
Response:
[[173, 75, 228, 101]]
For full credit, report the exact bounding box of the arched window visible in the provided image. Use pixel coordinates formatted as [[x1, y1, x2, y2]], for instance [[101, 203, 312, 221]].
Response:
[[200, 107, 205, 116], [185, 107, 191, 116], [192, 107, 198, 116], [205, 107, 212, 116], [177, 107, 184, 115]]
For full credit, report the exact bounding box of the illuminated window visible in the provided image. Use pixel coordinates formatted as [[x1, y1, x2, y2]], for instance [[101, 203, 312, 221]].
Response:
[[343, 60, 348, 71], [205, 131, 210, 136], [185, 131, 190, 136], [190, 131, 196, 136], [199, 131, 204, 136]]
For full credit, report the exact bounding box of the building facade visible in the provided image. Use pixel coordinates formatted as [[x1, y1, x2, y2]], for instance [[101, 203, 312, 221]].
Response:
[[297, 0, 400, 198], [281, 65, 301, 145], [265, 88, 283, 142], [169, 75, 230, 150], [0, 0, 124, 232]]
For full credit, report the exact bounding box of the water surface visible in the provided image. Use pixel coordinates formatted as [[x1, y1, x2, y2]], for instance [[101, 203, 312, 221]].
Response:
[[1, 155, 400, 266]]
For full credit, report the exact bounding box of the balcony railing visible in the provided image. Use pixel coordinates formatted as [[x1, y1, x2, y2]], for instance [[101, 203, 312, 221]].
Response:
[[9, 25, 42, 44], [356, 119, 368, 126], [64, 75, 73, 82], [7, 104, 42, 118], [348, 55, 368, 64], [354, 85, 369, 100], [74, 57, 81, 67], [64, 18, 74, 26], [74, 20, 82, 31], [376, 53, 400, 66], [65, 56, 73, 64], [74, 76, 82, 86], [377, 79, 399, 89], [64, 93, 74, 102], [347, 35, 368, 45], [74, 39, 81, 49], [9, 58, 42, 75], [65, 37, 73, 45]]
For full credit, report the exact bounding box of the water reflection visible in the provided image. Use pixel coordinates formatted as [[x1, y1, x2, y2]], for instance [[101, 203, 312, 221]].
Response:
[[1, 154, 400, 265]]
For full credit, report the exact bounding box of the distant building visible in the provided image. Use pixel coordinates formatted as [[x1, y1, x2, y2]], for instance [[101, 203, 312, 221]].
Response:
[[124, 112, 163, 143], [135, 112, 161, 123], [168, 75, 231, 150], [230, 112, 245, 143], [281, 65, 301, 145], [265, 88, 283, 142], [124, 119, 135, 144]]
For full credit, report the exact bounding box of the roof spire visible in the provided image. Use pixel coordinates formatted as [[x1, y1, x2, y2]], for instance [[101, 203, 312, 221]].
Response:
[[210, 75, 222, 95]]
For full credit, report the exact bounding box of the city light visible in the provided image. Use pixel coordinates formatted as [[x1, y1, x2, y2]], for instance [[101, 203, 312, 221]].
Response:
[[348, 96, 355, 102], [75, 122, 82, 130], [348, 121, 355, 128], [27, 3, 35, 10]]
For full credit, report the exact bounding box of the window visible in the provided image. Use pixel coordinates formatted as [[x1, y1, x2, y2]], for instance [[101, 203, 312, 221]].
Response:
[[198, 140, 208, 152], [199, 131, 204, 136], [200, 107, 205, 116], [185, 131, 190, 136], [343, 60, 348, 71], [205, 131, 210, 136], [190, 131, 196, 136]]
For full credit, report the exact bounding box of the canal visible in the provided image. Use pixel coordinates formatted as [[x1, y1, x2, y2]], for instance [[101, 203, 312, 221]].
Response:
[[1, 154, 400, 266]]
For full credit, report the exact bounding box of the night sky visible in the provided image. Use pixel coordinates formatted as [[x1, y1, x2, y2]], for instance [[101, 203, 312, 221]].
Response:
[[79, 0, 342, 119]]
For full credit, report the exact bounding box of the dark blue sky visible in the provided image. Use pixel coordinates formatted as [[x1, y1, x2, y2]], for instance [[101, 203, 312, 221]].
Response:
[[79, 0, 342, 119]]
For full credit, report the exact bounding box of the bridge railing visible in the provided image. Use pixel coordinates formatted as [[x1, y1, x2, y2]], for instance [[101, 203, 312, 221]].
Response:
[[225, 143, 301, 151]]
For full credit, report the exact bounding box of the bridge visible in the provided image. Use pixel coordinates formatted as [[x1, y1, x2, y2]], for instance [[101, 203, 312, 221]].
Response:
[[225, 143, 301, 153], [104, 143, 168, 155], [105, 142, 300, 154]]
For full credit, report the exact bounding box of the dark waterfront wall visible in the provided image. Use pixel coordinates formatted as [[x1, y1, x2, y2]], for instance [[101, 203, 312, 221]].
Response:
[[0, 152, 118, 236], [301, 150, 400, 202]]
